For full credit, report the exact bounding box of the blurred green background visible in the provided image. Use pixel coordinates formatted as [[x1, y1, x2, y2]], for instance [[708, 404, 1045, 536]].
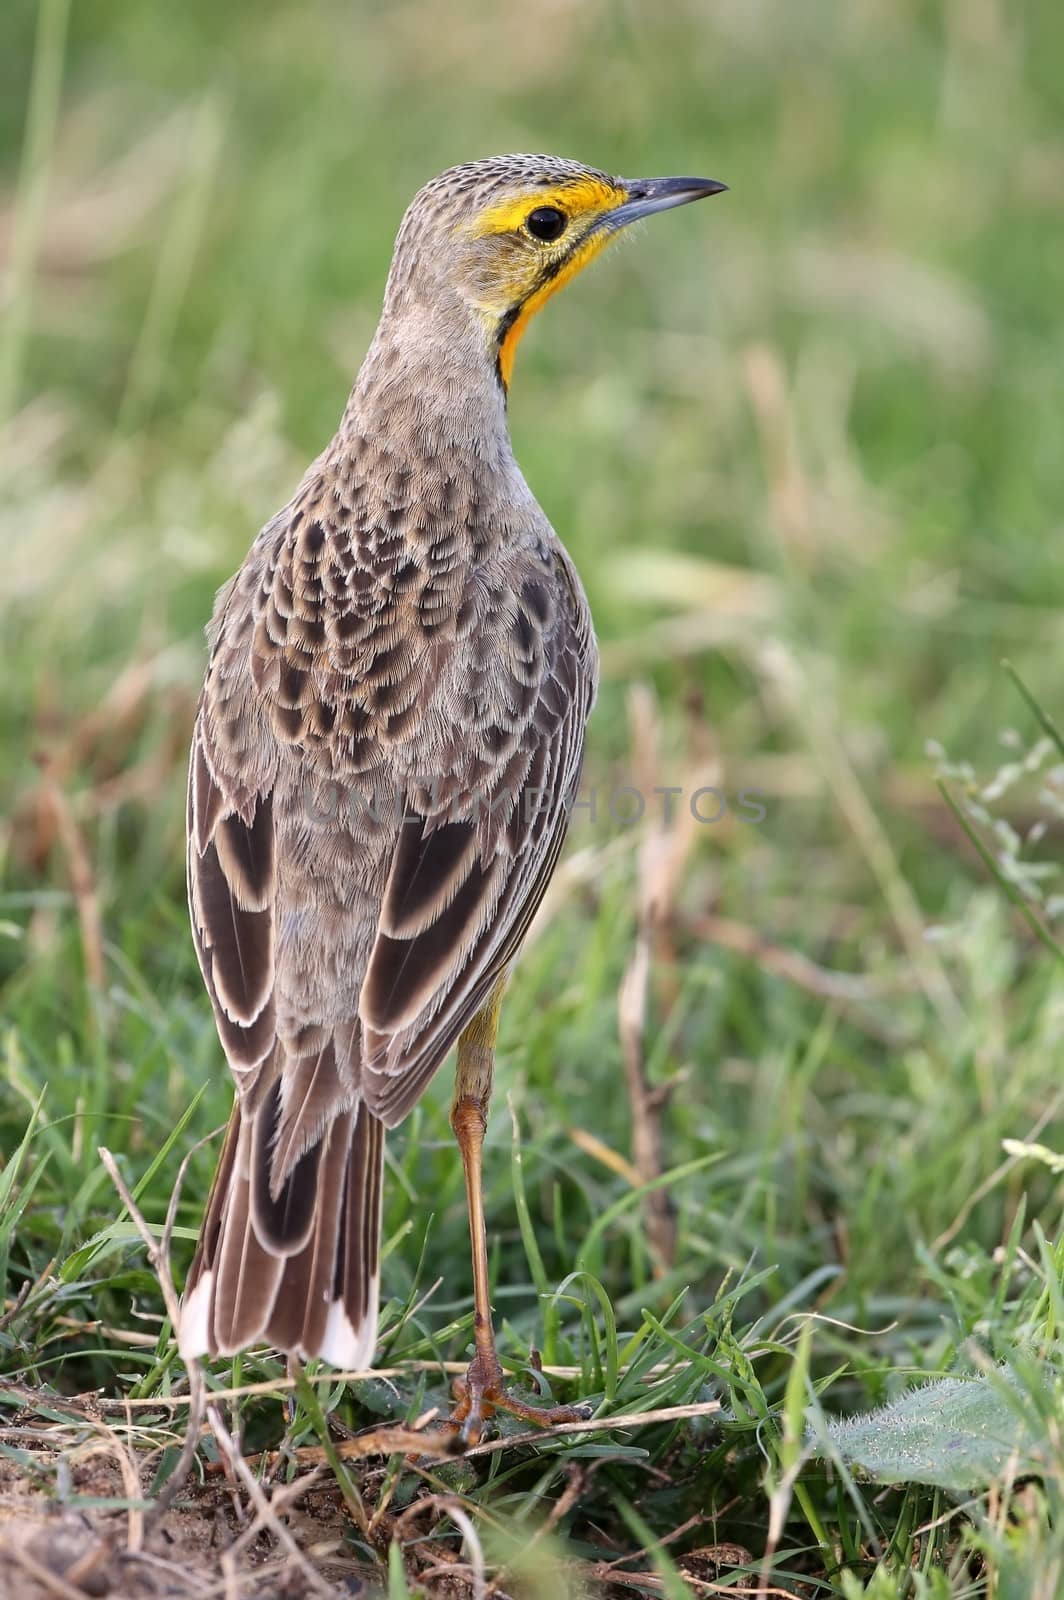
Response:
[[2, 0, 1063, 1593], [5, 0, 1064, 773]]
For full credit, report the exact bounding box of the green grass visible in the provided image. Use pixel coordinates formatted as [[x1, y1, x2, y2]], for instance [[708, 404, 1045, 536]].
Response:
[[2, 0, 1063, 1594]]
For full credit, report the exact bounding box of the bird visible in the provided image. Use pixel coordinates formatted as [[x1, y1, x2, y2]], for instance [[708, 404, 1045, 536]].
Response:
[[179, 154, 725, 1441]]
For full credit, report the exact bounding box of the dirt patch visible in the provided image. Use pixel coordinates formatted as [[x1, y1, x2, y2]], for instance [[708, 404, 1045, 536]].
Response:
[[0, 1454, 377, 1599]]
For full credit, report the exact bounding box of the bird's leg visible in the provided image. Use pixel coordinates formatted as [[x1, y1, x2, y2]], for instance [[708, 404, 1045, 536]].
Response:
[[449, 983, 590, 1445], [285, 1353, 301, 1426]]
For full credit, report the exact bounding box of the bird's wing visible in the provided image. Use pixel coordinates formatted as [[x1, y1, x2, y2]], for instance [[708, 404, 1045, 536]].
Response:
[[187, 706, 279, 1099], [358, 555, 597, 1125], [186, 702, 387, 1363], [190, 498, 596, 1140], [186, 601, 387, 1364]]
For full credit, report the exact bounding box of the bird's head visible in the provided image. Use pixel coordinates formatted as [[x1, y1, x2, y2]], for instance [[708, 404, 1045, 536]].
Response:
[[384, 155, 727, 390]]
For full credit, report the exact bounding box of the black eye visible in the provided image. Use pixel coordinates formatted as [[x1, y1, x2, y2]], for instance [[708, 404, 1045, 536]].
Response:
[[526, 206, 567, 242]]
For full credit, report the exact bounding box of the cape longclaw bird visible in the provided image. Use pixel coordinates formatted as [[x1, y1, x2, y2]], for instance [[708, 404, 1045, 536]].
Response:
[[180, 154, 724, 1442]]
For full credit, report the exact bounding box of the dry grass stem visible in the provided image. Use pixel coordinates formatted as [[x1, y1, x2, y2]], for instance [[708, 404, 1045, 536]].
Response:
[[617, 682, 707, 1273], [206, 1405, 334, 1598], [0, 1541, 94, 1600], [37, 756, 105, 991], [98, 1141, 207, 1531]]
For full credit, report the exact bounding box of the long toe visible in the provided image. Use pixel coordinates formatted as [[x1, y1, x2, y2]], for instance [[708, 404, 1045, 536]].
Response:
[[489, 1390, 592, 1431]]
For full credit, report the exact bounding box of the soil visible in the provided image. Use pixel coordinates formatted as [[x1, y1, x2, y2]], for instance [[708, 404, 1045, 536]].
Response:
[[0, 1454, 379, 1599]]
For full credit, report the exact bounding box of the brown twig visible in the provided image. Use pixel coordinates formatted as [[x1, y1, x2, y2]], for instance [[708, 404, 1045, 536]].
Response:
[[63, 1419, 144, 1554], [3, 1307, 162, 1347], [397, 1496, 486, 1600], [742, 343, 813, 561], [207, 1404, 334, 1598], [688, 912, 913, 1004], [208, 1410, 460, 1475], [618, 931, 673, 1267], [98, 1142, 206, 1531], [0, 1539, 92, 1600], [463, 1397, 728, 1464], [596, 1510, 709, 1576], [0, 1279, 33, 1332], [577, 1560, 774, 1596], [618, 684, 711, 1275], [120, 1548, 212, 1593], [188, 1553, 332, 1600], [38, 755, 105, 990], [567, 1126, 641, 1187], [56, 1535, 113, 1594], [246, 1398, 721, 1471], [4, 1353, 696, 1416]]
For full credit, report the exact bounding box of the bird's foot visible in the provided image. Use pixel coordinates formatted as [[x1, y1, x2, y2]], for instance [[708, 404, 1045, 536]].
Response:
[[449, 1345, 592, 1447]]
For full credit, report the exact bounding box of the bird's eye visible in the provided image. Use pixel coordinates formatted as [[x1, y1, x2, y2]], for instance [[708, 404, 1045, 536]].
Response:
[[525, 206, 567, 242]]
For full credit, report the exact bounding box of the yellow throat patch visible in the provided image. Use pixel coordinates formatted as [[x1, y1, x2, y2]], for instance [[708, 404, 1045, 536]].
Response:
[[470, 175, 625, 389], [497, 232, 617, 389]]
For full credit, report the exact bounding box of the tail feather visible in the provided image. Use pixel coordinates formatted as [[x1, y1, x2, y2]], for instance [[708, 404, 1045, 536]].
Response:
[[250, 1078, 322, 1255], [212, 1133, 284, 1352], [267, 1108, 353, 1355], [323, 1107, 383, 1367], [179, 1099, 384, 1368]]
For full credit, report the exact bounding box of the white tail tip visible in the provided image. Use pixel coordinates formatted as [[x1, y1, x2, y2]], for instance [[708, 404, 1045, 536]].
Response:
[[315, 1278, 379, 1371]]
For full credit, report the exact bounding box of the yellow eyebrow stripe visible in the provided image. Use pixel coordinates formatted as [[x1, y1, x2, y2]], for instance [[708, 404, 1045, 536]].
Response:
[[471, 175, 621, 239]]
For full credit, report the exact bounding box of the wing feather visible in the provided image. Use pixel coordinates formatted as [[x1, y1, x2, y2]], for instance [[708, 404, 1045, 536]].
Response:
[[359, 592, 594, 1126], [187, 726, 278, 1078]]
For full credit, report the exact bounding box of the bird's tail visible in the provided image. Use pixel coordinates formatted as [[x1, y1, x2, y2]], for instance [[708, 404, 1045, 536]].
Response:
[[178, 1096, 384, 1369]]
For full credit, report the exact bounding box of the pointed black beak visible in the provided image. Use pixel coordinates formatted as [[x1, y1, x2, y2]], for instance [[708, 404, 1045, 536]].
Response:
[[601, 175, 728, 232]]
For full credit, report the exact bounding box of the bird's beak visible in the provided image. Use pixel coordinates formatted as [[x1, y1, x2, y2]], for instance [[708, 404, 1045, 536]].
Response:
[[601, 175, 728, 232]]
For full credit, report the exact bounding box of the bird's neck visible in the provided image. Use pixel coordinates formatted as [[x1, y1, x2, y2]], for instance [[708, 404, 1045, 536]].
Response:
[[339, 296, 514, 473]]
